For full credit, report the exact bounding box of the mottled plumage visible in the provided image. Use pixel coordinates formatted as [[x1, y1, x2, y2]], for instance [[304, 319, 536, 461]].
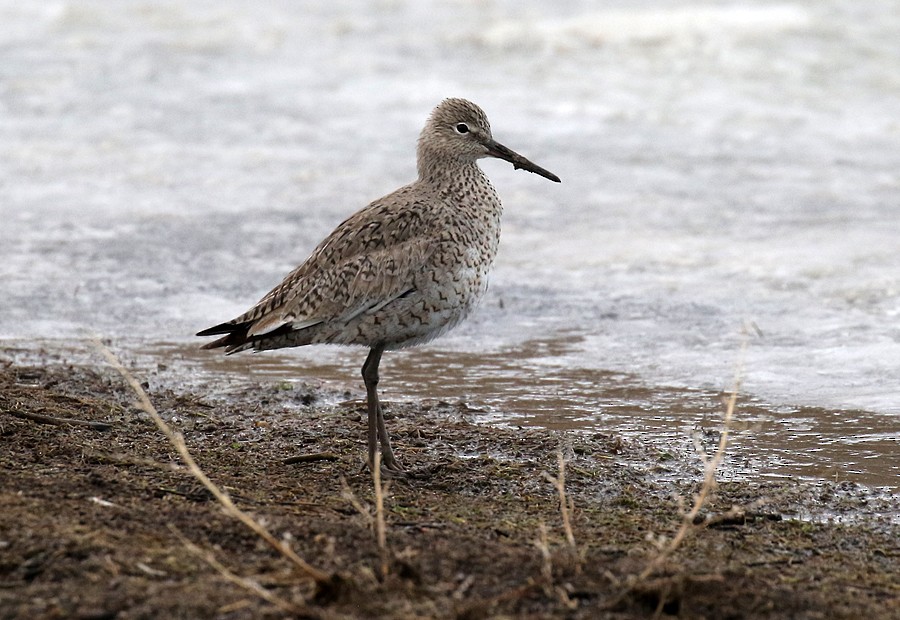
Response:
[[198, 98, 559, 472]]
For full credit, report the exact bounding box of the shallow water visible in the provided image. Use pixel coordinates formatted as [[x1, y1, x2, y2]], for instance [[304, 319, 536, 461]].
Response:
[[119, 339, 898, 490], [1, 2, 898, 488]]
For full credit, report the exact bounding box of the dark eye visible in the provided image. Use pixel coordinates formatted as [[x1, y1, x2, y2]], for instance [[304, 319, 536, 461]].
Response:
[[455, 123, 470, 134]]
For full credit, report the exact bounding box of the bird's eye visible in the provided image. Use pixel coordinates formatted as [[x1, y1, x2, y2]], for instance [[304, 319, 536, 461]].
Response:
[[455, 123, 470, 134]]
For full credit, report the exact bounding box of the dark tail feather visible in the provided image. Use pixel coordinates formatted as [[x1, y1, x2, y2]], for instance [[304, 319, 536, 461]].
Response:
[[197, 321, 252, 351], [197, 321, 298, 353], [196, 320, 244, 337]]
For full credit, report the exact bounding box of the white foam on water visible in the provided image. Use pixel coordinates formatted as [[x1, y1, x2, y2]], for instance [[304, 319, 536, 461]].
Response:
[[478, 5, 811, 51]]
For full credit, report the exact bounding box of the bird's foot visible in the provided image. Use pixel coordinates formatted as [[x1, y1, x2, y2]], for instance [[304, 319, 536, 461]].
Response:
[[379, 460, 406, 479], [361, 453, 406, 479], [370, 458, 406, 479]]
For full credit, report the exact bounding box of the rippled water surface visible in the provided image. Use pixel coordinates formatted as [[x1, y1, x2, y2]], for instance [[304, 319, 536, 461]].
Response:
[[1, 1, 898, 488]]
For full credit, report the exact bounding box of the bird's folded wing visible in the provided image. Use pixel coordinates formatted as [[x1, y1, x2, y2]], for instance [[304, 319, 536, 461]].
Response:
[[245, 236, 433, 338]]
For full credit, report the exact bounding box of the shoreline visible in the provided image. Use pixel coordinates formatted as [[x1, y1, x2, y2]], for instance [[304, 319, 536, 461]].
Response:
[[4, 337, 898, 490], [1, 349, 897, 618]]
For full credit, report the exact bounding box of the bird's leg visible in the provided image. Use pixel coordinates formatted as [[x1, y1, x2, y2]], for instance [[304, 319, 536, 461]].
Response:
[[375, 399, 399, 471], [362, 344, 401, 473], [362, 346, 382, 471]]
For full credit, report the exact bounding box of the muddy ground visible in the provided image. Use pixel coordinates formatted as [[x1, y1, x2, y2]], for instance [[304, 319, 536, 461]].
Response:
[[0, 351, 897, 619]]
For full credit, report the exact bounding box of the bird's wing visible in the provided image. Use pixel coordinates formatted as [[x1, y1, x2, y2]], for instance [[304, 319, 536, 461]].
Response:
[[230, 188, 438, 339], [246, 235, 433, 338]]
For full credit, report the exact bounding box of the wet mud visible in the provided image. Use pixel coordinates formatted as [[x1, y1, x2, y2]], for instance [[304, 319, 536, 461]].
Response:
[[0, 353, 897, 619]]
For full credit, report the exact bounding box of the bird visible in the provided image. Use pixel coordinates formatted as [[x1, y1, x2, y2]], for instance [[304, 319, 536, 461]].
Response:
[[197, 98, 560, 474]]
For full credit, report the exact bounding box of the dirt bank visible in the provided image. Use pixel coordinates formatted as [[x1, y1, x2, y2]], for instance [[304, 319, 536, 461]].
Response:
[[0, 353, 897, 619]]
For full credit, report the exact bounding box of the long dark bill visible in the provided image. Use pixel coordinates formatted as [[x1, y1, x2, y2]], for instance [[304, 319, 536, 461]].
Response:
[[486, 140, 561, 183]]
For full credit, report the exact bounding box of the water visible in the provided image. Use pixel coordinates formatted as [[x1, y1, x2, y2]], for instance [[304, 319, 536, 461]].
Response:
[[1, 1, 898, 488]]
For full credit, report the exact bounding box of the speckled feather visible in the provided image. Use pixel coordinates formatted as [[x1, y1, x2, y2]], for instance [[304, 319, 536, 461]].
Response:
[[199, 99, 512, 353]]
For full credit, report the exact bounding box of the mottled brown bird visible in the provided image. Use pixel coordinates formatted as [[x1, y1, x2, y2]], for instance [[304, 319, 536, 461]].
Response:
[[198, 98, 559, 473]]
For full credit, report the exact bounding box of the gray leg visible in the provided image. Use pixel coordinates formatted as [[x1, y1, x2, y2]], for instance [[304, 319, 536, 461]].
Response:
[[362, 344, 400, 472], [376, 399, 398, 471]]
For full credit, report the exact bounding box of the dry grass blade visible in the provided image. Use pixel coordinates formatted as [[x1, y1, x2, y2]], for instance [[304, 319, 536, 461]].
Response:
[[340, 476, 373, 527], [373, 452, 389, 576], [543, 451, 577, 551], [532, 521, 577, 609], [632, 330, 749, 584], [6, 408, 113, 431], [91, 338, 331, 586], [284, 452, 340, 465], [534, 521, 553, 585], [170, 525, 310, 616]]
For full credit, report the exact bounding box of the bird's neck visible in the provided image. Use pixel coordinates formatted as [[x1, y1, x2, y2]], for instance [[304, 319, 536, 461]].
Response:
[[417, 152, 469, 181], [417, 157, 494, 196]]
